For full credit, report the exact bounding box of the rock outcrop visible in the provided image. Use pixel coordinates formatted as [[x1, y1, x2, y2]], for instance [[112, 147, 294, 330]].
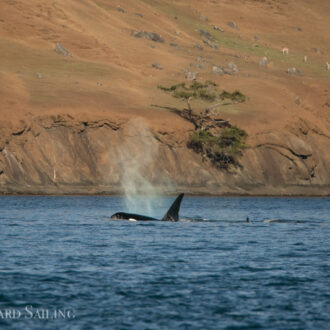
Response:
[[131, 30, 164, 43], [0, 115, 329, 196], [54, 43, 72, 56]]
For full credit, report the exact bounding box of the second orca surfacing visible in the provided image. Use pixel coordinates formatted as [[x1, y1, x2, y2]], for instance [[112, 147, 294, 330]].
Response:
[[110, 193, 184, 222]]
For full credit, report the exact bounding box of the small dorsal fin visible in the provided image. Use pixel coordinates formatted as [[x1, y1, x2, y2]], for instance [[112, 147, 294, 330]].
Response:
[[161, 193, 184, 222]]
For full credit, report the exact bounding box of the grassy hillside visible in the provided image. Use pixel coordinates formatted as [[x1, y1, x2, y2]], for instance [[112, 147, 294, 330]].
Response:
[[0, 0, 329, 127], [0, 0, 329, 194]]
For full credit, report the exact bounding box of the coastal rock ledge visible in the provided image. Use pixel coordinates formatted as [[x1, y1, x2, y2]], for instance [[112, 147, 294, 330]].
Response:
[[0, 115, 329, 196]]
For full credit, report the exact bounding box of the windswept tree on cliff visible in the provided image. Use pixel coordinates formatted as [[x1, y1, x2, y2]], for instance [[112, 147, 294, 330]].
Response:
[[157, 80, 248, 169]]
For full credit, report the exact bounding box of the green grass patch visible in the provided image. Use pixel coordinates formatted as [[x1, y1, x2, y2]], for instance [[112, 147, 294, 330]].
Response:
[[0, 38, 115, 79], [141, 0, 202, 30], [0, 37, 120, 107], [94, 1, 113, 11], [140, 2, 329, 77]]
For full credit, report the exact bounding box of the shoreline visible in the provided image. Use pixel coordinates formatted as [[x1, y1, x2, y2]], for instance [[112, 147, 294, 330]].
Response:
[[1, 184, 329, 198], [1, 191, 329, 198]]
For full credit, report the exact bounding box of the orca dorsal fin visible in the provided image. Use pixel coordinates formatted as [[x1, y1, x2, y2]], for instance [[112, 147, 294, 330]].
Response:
[[161, 193, 184, 222]]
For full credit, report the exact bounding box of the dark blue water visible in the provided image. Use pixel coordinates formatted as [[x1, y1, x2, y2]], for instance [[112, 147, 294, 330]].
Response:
[[0, 196, 329, 329]]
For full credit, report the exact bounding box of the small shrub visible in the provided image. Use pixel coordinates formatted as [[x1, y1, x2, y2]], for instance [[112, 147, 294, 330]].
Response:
[[218, 126, 248, 154], [158, 85, 173, 92], [188, 126, 248, 169], [219, 90, 231, 100], [231, 90, 246, 103]]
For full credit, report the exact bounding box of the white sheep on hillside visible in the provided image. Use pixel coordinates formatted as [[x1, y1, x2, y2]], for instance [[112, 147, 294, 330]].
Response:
[[303, 56, 307, 63], [281, 47, 289, 55], [326, 62, 330, 71]]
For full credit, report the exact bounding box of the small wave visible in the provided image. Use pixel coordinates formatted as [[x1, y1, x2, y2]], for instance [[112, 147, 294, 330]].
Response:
[[0, 293, 12, 303], [179, 218, 254, 223], [179, 217, 208, 222], [266, 275, 315, 287]]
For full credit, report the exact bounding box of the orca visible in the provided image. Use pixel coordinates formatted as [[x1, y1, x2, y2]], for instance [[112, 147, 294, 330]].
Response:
[[111, 193, 184, 222]]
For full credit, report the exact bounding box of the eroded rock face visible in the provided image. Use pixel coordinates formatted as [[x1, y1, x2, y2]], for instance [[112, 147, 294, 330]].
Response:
[[0, 115, 329, 195]]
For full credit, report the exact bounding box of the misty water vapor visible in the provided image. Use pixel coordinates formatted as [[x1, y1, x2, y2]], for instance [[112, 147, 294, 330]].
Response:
[[116, 118, 171, 215]]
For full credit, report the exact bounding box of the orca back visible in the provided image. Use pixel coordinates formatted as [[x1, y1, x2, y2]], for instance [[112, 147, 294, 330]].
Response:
[[161, 193, 184, 222], [111, 212, 157, 221]]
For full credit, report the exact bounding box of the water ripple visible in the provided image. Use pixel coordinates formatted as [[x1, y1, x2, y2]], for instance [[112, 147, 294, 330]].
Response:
[[0, 196, 329, 329]]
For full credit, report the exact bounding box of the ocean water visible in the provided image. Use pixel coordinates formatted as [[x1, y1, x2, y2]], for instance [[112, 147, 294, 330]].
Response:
[[0, 196, 329, 329]]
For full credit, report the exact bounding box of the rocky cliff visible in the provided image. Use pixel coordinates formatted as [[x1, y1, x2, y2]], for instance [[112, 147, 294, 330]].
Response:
[[1, 113, 329, 195]]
